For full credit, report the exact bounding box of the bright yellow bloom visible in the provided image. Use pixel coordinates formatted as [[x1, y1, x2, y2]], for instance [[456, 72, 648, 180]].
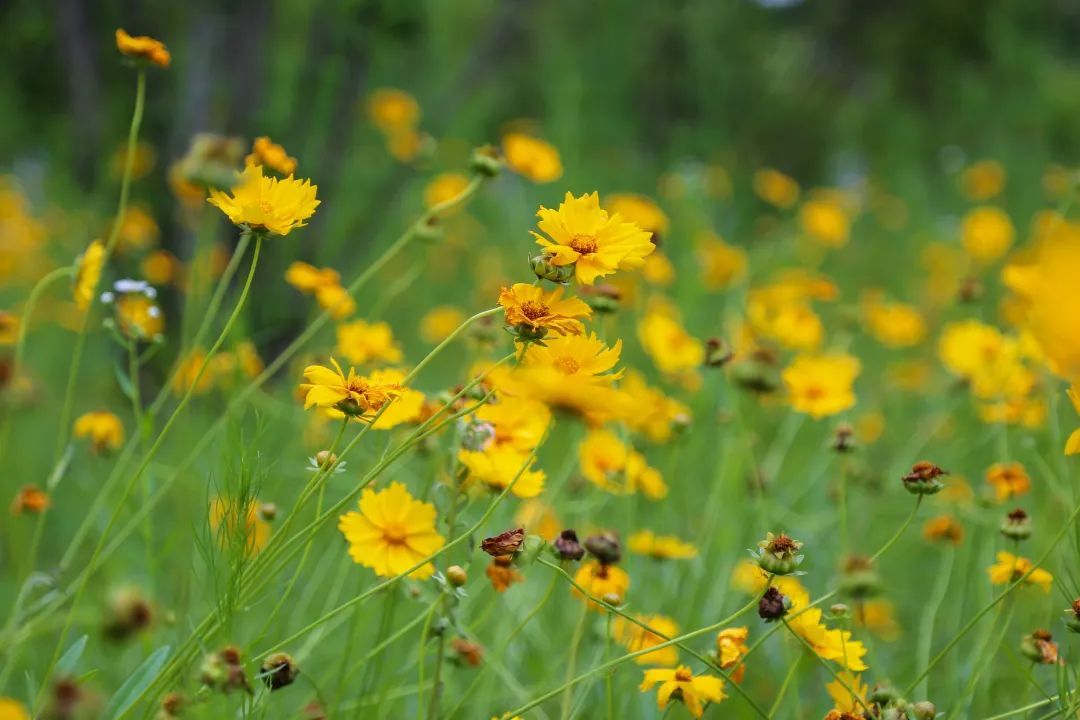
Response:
[[985, 462, 1031, 503], [782, 353, 861, 419], [115, 28, 170, 68], [923, 515, 964, 545], [314, 283, 356, 320], [532, 192, 655, 285], [300, 358, 401, 418], [1066, 386, 1080, 456], [604, 194, 669, 237], [753, 168, 800, 209], [285, 261, 339, 292], [628, 530, 697, 560], [716, 628, 749, 683], [73, 411, 124, 454], [498, 283, 591, 337], [639, 666, 725, 718], [338, 481, 444, 579], [961, 206, 1014, 265], [466, 395, 550, 454], [638, 310, 704, 375], [613, 614, 679, 666], [784, 584, 868, 672], [208, 163, 319, 236], [504, 333, 624, 420], [74, 240, 105, 311], [697, 233, 747, 290], [826, 671, 869, 714], [420, 306, 466, 343], [502, 133, 562, 183], [365, 369, 425, 430], [987, 551, 1052, 592], [572, 560, 630, 610], [0, 697, 30, 720], [799, 191, 851, 248], [961, 159, 1006, 201], [424, 172, 470, 209], [246, 136, 297, 176], [616, 371, 690, 444], [335, 320, 402, 366], [937, 320, 1026, 398], [366, 88, 420, 133], [209, 497, 270, 555], [458, 447, 546, 498], [579, 429, 667, 499], [862, 294, 926, 348]]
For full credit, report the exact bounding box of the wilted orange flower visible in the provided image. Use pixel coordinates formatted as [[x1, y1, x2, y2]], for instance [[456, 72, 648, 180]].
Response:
[[485, 555, 523, 592], [987, 551, 1052, 592], [613, 614, 679, 666], [782, 353, 861, 419], [985, 462, 1030, 503], [208, 163, 319, 236], [502, 133, 562, 183], [338, 482, 443, 579], [246, 137, 297, 176], [10, 486, 49, 516], [73, 411, 124, 454], [115, 29, 170, 68], [639, 666, 725, 718], [923, 515, 964, 545], [498, 283, 591, 337]]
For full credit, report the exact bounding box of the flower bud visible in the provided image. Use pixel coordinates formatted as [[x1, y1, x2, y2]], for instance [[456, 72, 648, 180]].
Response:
[[446, 565, 468, 587], [414, 216, 443, 245], [868, 681, 900, 705], [199, 645, 250, 694], [1020, 629, 1059, 664], [469, 145, 503, 177], [910, 701, 937, 720], [704, 338, 734, 368], [315, 450, 337, 469], [103, 586, 154, 642], [584, 531, 622, 565], [831, 424, 856, 453], [1000, 508, 1031, 541], [752, 532, 804, 575], [505, 322, 548, 344], [481, 528, 525, 557], [258, 502, 278, 522], [902, 460, 947, 496], [601, 592, 622, 606], [839, 555, 883, 600], [260, 652, 299, 691], [1063, 599, 1080, 634], [459, 419, 496, 452], [730, 352, 781, 394], [450, 637, 484, 667], [553, 529, 585, 561], [829, 603, 851, 619], [530, 254, 575, 284], [757, 587, 790, 621], [158, 692, 185, 719]]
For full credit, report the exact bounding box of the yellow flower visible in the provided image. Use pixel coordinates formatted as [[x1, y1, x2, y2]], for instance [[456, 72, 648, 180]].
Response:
[[338, 481, 444, 579], [458, 447, 546, 498], [961, 206, 1014, 265], [752, 168, 800, 209], [782, 353, 861, 419], [504, 333, 624, 420], [141, 249, 178, 285], [115, 28, 170, 68], [639, 666, 725, 718], [638, 310, 704, 375], [985, 462, 1031, 503], [335, 320, 403, 366], [114, 206, 159, 252], [987, 551, 1052, 592], [285, 261, 340, 292], [613, 614, 680, 666], [467, 395, 550, 454], [300, 358, 401, 418], [826, 671, 869, 714], [420, 306, 466, 343], [74, 240, 106, 311], [364, 368, 424, 430], [862, 294, 926, 348], [0, 697, 30, 720], [532, 192, 655, 285], [171, 348, 215, 395], [616, 371, 690, 444], [209, 497, 270, 555], [922, 515, 964, 545], [498, 283, 591, 338], [627, 530, 697, 560], [697, 233, 747, 290], [424, 172, 470, 209], [784, 584, 868, 672], [1066, 385, 1080, 456], [73, 411, 124, 454], [716, 628, 749, 683], [115, 293, 164, 339], [514, 500, 561, 541], [208, 163, 319, 236], [799, 191, 851, 248], [246, 136, 297, 176], [366, 88, 420, 134], [641, 252, 676, 286], [314, 283, 356, 320], [855, 599, 901, 641], [604, 194, 669, 237], [579, 429, 667, 499], [502, 133, 563, 183], [572, 560, 630, 610], [0, 311, 18, 345], [961, 159, 1006, 201]]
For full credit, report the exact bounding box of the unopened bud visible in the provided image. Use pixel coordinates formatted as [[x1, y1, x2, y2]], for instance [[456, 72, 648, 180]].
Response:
[[470, 145, 503, 177], [1000, 508, 1031, 541], [446, 565, 468, 587], [258, 502, 278, 522], [260, 652, 299, 691], [553, 529, 585, 561], [584, 532, 622, 565], [530, 254, 575, 284]]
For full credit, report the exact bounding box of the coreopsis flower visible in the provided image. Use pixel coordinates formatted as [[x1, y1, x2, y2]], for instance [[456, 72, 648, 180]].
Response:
[[464, 395, 550, 454], [985, 462, 1031, 503], [753, 532, 804, 575], [579, 429, 668, 499], [113, 206, 160, 253], [799, 190, 852, 248], [514, 500, 561, 541], [338, 482, 444, 579], [961, 159, 1006, 200], [782, 353, 861, 419], [498, 283, 591, 341], [420, 306, 466, 343], [423, 172, 470, 209], [0, 311, 18, 345], [0, 697, 29, 720], [209, 497, 270, 555], [503, 333, 625, 420], [115, 29, 170, 68], [366, 88, 420, 134], [246, 137, 297, 176], [627, 530, 697, 560], [313, 283, 356, 320], [324, 368, 422, 430], [531, 192, 655, 285], [207, 163, 319, 236], [141, 249, 178, 285], [616, 371, 690, 443], [613, 614, 679, 666], [572, 560, 630, 610], [639, 666, 725, 718], [752, 168, 800, 208], [300, 358, 400, 418], [862, 295, 926, 348], [826, 671, 869, 715], [855, 599, 901, 641], [697, 232, 747, 290], [485, 555, 523, 593], [604, 194, 669, 239], [922, 515, 964, 545], [961, 206, 1014, 265], [784, 583, 869, 671], [335, 320, 402, 366], [987, 551, 1052, 592], [458, 447, 546, 498], [10, 485, 49, 516], [1067, 386, 1080, 456], [502, 133, 562, 183], [716, 628, 749, 682], [638, 309, 705, 375], [285, 261, 339, 293], [746, 271, 837, 351], [73, 411, 124, 454], [73, 240, 106, 311]]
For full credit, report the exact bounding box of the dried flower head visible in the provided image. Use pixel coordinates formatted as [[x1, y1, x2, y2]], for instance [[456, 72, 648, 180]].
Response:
[[553, 529, 586, 561], [752, 532, 804, 575], [481, 528, 525, 557], [902, 461, 948, 495]]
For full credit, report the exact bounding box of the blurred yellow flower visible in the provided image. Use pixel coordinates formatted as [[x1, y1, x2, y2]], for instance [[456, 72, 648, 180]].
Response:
[[314, 283, 356, 320], [961, 160, 1006, 201], [604, 194, 669, 237], [141, 249, 178, 285], [459, 447, 546, 498], [424, 172, 470, 209], [697, 233, 747, 290], [498, 283, 591, 337], [922, 515, 964, 545], [73, 411, 124, 454], [209, 497, 270, 556], [799, 191, 852, 248], [420, 306, 465, 343], [785, 583, 868, 672], [1066, 386, 1080, 456], [338, 481, 444, 579], [617, 371, 690, 444], [641, 252, 676, 286], [208, 163, 319, 236], [862, 294, 926, 348], [115, 28, 170, 68], [985, 461, 1030, 503], [246, 136, 297, 176], [335, 320, 403, 366], [753, 168, 800, 209], [502, 133, 562, 183], [0, 311, 19, 345], [614, 614, 679, 666], [366, 88, 420, 133], [627, 530, 697, 559], [532, 192, 655, 285], [514, 499, 561, 541], [114, 206, 159, 253], [826, 671, 869, 714], [579, 428, 667, 499], [115, 293, 164, 339], [782, 353, 861, 419], [639, 666, 725, 718], [0, 697, 29, 720], [987, 551, 1052, 592], [504, 333, 625, 421], [638, 309, 704, 375], [961, 206, 1014, 265], [572, 560, 630, 610], [855, 599, 901, 641], [74, 240, 105, 311]]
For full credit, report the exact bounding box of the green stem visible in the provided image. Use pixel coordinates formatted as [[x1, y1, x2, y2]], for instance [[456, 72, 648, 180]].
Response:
[[914, 547, 954, 699], [560, 602, 589, 720]]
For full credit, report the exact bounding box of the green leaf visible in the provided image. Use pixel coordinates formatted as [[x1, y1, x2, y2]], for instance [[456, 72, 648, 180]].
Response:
[[56, 635, 88, 674], [114, 363, 137, 402], [102, 645, 170, 720]]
